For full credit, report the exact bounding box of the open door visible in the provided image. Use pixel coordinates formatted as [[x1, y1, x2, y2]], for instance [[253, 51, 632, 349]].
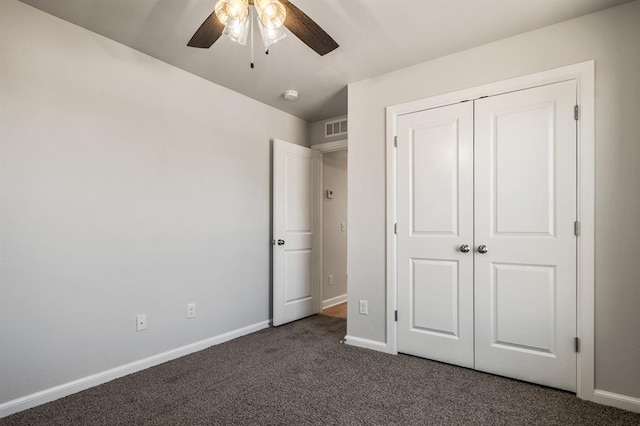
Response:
[[273, 139, 320, 326]]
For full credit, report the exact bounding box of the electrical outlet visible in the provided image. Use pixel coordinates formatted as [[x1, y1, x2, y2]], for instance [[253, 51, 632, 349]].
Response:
[[359, 300, 368, 315], [341, 222, 346, 232], [328, 274, 334, 285], [136, 314, 147, 331], [187, 303, 196, 319]]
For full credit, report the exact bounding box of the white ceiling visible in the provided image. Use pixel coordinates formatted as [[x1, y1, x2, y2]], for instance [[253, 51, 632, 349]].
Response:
[[20, 0, 630, 122]]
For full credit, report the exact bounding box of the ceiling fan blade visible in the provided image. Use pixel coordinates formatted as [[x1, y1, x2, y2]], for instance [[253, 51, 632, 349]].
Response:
[[281, 0, 339, 56], [187, 11, 225, 48]]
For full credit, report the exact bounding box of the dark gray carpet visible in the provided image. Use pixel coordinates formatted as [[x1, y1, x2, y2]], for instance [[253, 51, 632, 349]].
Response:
[[3, 315, 639, 425]]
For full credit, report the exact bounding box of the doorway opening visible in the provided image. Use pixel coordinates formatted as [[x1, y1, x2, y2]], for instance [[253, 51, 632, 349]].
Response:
[[271, 137, 348, 326], [313, 140, 348, 320]]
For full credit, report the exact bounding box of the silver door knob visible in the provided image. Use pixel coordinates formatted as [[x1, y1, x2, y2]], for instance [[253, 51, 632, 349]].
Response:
[[277, 239, 285, 246], [477, 245, 488, 254], [459, 244, 470, 253]]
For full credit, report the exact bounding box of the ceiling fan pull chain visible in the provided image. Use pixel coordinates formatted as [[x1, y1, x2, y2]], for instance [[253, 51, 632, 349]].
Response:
[[250, 7, 255, 69]]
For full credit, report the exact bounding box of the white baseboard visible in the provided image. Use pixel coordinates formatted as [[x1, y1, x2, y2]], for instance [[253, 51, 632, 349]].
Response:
[[0, 320, 270, 419], [344, 335, 390, 353], [322, 294, 347, 309], [592, 389, 640, 414]]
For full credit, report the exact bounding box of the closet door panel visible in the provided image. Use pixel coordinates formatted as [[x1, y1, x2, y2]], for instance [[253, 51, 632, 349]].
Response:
[[474, 80, 577, 392], [396, 103, 474, 368]]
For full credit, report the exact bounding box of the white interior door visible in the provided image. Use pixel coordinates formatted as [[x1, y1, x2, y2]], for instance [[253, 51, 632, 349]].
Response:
[[273, 139, 320, 326], [474, 81, 577, 391], [396, 102, 475, 368]]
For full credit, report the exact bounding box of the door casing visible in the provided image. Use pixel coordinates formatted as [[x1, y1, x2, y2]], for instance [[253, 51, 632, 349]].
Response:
[[385, 61, 594, 400]]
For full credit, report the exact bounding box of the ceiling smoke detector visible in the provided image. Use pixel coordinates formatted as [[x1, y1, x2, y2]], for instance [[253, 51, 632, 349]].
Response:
[[284, 90, 299, 101]]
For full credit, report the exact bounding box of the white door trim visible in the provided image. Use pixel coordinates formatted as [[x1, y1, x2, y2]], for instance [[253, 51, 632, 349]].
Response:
[[385, 61, 596, 402], [315, 151, 324, 313], [312, 139, 348, 153]]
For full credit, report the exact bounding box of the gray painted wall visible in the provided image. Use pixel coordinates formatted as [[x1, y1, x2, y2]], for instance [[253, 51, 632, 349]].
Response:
[[0, 0, 308, 404], [347, 0, 640, 400], [322, 150, 348, 304]]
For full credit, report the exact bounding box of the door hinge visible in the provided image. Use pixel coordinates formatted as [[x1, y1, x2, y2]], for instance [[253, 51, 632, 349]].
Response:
[[394, 135, 398, 148], [574, 221, 581, 237], [574, 337, 580, 353], [574, 105, 579, 121], [394, 223, 398, 234], [394, 310, 398, 322]]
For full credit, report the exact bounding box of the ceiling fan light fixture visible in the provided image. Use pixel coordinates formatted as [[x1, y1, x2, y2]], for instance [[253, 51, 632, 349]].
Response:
[[188, 0, 339, 57], [254, 0, 286, 29], [222, 15, 251, 45], [214, 0, 249, 29], [258, 19, 286, 47]]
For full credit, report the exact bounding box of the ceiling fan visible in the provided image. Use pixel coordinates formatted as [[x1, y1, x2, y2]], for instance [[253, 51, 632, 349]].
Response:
[[187, 0, 339, 56]]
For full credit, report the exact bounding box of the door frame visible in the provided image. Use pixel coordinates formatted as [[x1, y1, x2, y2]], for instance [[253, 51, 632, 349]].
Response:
[[311, 139, 348, 313], [385, 61, 594, 400]]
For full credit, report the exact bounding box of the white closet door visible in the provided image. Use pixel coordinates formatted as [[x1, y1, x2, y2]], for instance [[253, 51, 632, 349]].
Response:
[[474, 81, 577, 391], [396, 103, 475, 368]]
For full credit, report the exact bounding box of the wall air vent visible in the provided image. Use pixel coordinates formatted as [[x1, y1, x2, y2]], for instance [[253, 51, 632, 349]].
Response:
[[325, 118, 348, 138]]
